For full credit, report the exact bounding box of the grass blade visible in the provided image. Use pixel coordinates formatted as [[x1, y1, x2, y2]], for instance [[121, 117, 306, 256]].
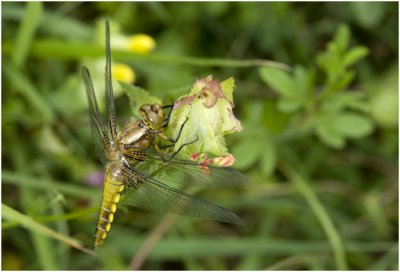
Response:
[[11, 2, 43, 67], [279, 161, 348, 270], [3, 39, 291, 70], [3, 65, 54, 123], [2, 171, 96, 199], [2, 203, 95, 256]]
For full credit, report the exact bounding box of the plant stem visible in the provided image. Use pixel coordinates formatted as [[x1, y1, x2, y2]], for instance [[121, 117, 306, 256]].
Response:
[[279, 161, 348, 270]]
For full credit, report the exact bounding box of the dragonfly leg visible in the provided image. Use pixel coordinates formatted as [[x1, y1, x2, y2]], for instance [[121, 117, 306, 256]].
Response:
[[161, 104, 173, 128], [171, 134, 199, 158], [152, 143, 169, 162], [155, 115, 193, 156], [158, 116, 189, 144], [152, 134, 199, 161], [157, 143, 175, 149], [122, 146, 148, 162]]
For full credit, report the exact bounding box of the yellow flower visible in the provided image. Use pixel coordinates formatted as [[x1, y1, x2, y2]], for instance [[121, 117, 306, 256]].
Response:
[[112, 63, 136, 84], [127, 34, 156, 54]]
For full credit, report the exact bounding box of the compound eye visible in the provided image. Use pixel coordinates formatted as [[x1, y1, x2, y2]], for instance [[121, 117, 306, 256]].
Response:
[[140, 104, 151, 113], [148, 111, 157, 122], [148, 111, 163, 127]]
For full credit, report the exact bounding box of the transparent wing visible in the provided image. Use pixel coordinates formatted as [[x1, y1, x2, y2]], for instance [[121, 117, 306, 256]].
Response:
[[120, 164, 244, 225], [132, 151, 248, 187], [81, 67, 111, 163], [104, 20, 118, 140]]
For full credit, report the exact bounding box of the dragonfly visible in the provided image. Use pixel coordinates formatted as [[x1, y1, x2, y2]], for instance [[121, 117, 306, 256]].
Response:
[[82, 21, 247, 250]]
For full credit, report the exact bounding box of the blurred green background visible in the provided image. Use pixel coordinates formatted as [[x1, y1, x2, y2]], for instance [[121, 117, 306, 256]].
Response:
[[2, 2, 398, 270]]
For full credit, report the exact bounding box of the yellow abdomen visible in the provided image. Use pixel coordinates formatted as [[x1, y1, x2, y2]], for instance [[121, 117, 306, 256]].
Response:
[[93, 166, 125, 249]]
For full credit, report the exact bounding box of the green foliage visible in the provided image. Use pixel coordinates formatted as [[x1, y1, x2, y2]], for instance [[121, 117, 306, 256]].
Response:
[[259, 66, 312, 112], [315, 111, 373, 148], [350, 2, 386, 29], [368, 67, 399, 129], [259, 24, 372, 150], [317, 25, 369, 90], [2, 2, 397, 270]]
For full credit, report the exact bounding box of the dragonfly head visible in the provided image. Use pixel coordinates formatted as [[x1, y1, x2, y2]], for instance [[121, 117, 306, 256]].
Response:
[[139, 104, 165, 130]]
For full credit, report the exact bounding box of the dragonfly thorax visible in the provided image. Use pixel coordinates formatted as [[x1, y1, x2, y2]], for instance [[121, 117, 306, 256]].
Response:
[[117, 103, 166, 150], [119, 123, 147, 145]]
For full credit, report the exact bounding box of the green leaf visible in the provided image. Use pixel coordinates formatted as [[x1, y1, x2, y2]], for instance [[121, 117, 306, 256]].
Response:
[[120, 82, 162, 119], [336, 113, 374, 138], [316, 50, 339, 78], [293, 66, 307, 96], [260, 140, 277, 176], [322, 92, 369, 112], [333, 24, 350, 53], [277, 97, 304, 113], [231, 139, 262, 169], [370, 88, 398, 129], [242, 100, 265, 126], [259, 66, 308, 113], [315, 123, 346, 149], [351, 2, 386, 28], [262, 100, 291, 133], [220, 77, 235, 103], [293, 66, 315, 107], [343, 46, 369, 68], [259, 66, 296, 97], [314, 110, 374, 149], [314, 112, 346, 149], [331, 71, 355, 92]]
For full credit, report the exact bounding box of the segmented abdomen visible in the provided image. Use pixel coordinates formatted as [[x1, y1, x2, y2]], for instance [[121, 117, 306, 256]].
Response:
[[93, 165, 125, 250]]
